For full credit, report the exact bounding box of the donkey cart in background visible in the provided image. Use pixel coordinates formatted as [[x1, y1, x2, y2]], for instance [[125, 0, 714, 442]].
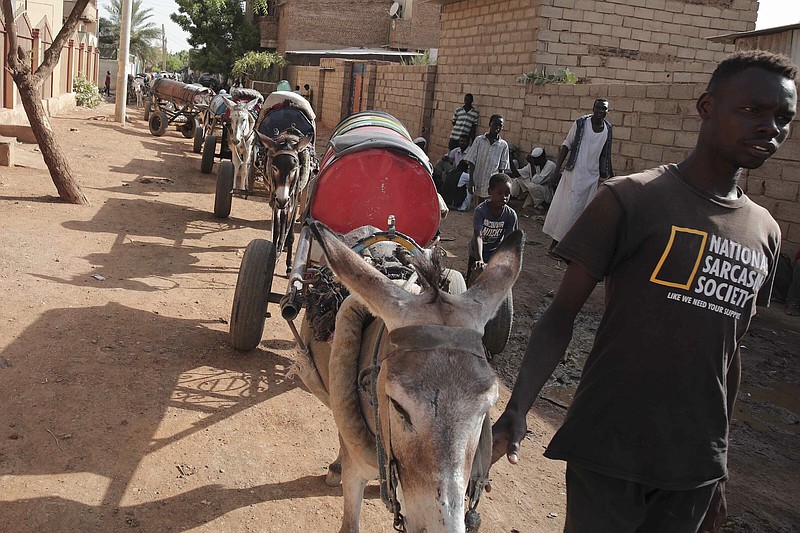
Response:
[[143, 78, 211, 139], [198, 87, 265, 170], [226, 111, 520, 532], [213, 91, 316, 276]]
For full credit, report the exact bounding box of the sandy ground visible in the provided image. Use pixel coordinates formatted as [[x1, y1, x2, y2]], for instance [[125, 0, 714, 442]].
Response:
[[0, 102, 797, 532]]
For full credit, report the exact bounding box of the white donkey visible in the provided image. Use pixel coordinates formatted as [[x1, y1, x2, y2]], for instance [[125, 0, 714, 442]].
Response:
[[222, 95, 261, 191], [132, 78, 144, 108], [299, 221, 523, 533]]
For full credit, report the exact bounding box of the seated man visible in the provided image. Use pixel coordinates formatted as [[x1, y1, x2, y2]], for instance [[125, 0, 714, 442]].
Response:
[[433, 152, 455, 194], [441, 160, 473, 212], [509, 147, 557, 214]]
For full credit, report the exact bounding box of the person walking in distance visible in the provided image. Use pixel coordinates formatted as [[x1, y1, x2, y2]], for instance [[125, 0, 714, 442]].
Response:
[[543, 98, 613, 255], [492, 50, 796, 533]]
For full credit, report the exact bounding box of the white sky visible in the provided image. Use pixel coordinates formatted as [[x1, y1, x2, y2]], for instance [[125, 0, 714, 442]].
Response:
[[97, 0, 190, 53], [755, 0, 800, 29], [98, 0, 800, 54]]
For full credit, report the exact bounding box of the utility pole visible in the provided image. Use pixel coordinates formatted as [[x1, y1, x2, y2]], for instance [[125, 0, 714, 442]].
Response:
[[162, 25, 167, 72], [114, 0, 133, 124]]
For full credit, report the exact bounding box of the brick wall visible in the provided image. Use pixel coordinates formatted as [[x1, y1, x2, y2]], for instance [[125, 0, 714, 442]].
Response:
[[317, 58, 350, 128], [431, 0, 750, 158], [535, 0, 755, 83], [389, 1, 441, 50], [285, 65, 321, 110], [372, 64, 437, 141], [258, 15, 279, 49], [276, 0, 389, 53]]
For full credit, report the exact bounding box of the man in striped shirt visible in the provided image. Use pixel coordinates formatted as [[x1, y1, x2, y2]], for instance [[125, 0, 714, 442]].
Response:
[[449, 93, 480, 150]]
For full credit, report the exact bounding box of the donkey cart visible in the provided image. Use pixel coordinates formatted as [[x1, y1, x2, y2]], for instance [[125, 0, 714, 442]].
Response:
[[143, 78, 211, 138], [198, 87, 265, 170], [227, 111, 519, 532], [213, 91, 315, 275]]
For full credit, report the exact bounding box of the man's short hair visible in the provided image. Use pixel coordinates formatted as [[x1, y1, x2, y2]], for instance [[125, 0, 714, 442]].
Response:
[[465, 93, 473, 100], [488, 172, 512, 190], [707, 50, 798, 93], [489, 114, 504, 124], [594, 98, 608, 106]]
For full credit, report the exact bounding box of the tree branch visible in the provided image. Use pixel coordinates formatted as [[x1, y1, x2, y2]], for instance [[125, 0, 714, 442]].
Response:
[[38, 0, 92, 79], [1, 0, 25, 74]]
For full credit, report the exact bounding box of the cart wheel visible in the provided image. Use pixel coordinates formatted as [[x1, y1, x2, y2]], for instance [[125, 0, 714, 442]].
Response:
[[214, 161, 234, 218], [201, 135, 217, 174], [483, 290, 513, 356], [193, 122, 204, 153], [178, 118, 197, 139], [143, 98, 152, 121], [149, 111, 169, 136], [441, 268, 467, 295], [229, 239, 276, 351]]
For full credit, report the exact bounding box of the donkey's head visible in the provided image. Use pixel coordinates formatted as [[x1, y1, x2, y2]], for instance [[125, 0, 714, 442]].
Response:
[[257, 130, 312, 209], [310, 221, 523, 533], [223, 96, 259, 151]]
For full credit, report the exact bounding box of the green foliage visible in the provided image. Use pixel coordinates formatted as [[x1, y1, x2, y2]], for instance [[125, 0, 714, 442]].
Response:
[[252, 0, 269, 16], [98, 0, 161, 67], [73, 75, 103, 108], [403, 50, 435, 66], [165, 50, 190, 73], [171, 0, 261, 78], [517, 67, 579, 85], [231, 51, 287, 82]]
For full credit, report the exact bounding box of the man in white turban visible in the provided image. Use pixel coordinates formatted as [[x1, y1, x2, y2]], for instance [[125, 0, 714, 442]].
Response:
[[509, 147, 557, 214]]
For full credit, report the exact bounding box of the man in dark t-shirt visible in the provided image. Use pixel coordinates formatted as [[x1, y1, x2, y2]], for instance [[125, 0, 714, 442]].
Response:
[[492, 51, 797, 532]]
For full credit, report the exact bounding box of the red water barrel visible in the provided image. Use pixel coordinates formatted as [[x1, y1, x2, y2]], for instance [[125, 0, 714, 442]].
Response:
[[311, 148, 439, 246]]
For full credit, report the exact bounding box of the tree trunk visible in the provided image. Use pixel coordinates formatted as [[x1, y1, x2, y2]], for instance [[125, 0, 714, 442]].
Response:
[[2, 0, 92, 205], [12, 72, 89, 205]]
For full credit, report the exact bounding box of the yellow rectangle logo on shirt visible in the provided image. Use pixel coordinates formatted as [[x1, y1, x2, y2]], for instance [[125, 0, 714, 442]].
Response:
[[650, 226, 707, 290]]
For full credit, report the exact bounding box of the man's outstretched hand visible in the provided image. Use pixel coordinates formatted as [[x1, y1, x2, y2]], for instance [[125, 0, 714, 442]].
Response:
[[491, 409, 527, 465]]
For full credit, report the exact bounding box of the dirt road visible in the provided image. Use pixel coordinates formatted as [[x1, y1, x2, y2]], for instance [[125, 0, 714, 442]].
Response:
[[0, 103, 797, 532]]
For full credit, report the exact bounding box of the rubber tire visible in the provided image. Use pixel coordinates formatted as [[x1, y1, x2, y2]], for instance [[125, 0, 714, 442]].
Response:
[[442, 268, 467, 295], [193, 123, 204, 153], [201, 135, 217, 174], [149, 111, 169, 136], [180, 117, 198, 139], [214, 161, 234, 218], [483, 290, 513, 356], [143, 98, 152, 121], [229, 239, 276, 351]]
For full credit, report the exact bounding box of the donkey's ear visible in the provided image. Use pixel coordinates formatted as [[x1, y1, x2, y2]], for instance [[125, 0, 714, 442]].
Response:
[[246, 97, 260, 111], [257, 131, 276, 150], [463, 230, 524, 325], [309, 221, 415, 330], [221, 95, 236, 109], [296, 134, 313, 152]]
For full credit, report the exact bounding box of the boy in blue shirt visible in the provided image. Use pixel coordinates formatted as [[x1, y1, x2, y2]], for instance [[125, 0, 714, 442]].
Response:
[[467, 173, 519, 283]]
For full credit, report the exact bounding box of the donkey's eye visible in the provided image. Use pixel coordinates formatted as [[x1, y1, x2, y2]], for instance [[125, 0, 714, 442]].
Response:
[[390, 398, 413, 429]]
